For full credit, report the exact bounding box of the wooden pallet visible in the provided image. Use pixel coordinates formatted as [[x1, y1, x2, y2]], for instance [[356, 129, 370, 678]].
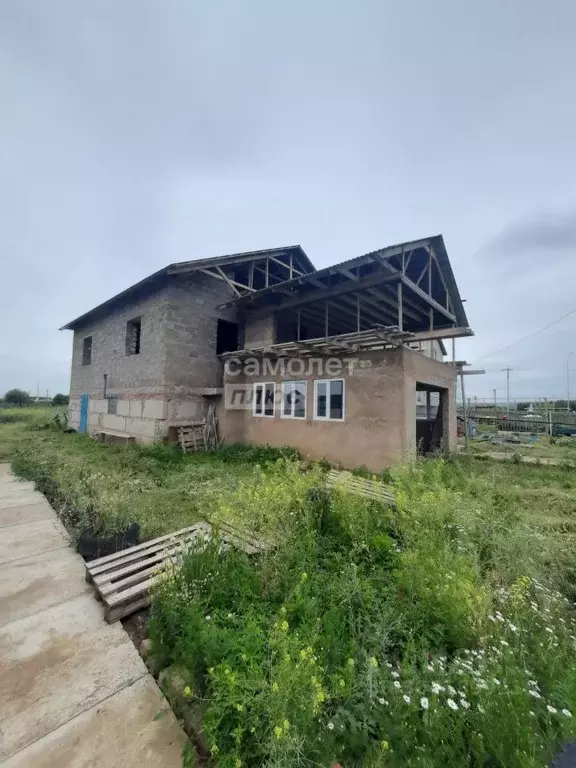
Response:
[[326, 469, 396, 507], [85, 521, 270, 623], [179, 404, 220, 453]]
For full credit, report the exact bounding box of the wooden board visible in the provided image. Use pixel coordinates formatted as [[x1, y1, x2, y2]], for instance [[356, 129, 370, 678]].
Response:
[[86, 520, 271, 623], [326, 469, 396, 507]]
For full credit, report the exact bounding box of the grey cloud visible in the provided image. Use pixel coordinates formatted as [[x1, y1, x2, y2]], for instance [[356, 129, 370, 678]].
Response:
[[485, 213, 576, 260]]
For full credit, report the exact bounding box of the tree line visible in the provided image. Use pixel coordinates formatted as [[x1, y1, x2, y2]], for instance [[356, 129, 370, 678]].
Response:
[[1, 389, 69, 406]]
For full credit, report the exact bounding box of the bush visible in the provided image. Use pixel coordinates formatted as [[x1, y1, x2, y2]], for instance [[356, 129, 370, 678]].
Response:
[[52, 393, 69, 406], [4, 388, 32, 406], [149, 459, 576, 767]]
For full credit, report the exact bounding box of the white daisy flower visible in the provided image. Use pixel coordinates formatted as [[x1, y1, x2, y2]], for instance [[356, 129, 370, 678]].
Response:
[[403, 695, 411, 704], [477, 704, 485, 714], [431, 682, 444, 694], [391, 671, 400, 679], [547, 705, 557, 714], [528, 690, 541, 699], [328, 721, 335, 730], [562, 709, 572, 717], [447, 698, 459, 711], [393, 680, 401, 689], [420, 696, 429, 710], [447, 685, 457, 696]]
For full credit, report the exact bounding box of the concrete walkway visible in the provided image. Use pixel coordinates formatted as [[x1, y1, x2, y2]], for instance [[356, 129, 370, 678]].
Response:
[[0, 464, 187, 767]]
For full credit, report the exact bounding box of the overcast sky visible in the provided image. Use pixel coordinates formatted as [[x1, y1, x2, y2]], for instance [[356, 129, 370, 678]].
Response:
[[1, 0, 576, 402]]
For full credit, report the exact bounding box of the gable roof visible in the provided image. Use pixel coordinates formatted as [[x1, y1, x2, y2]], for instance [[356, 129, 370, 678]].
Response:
[[223, 235, 470, 330], [60, 245, 313, 330]]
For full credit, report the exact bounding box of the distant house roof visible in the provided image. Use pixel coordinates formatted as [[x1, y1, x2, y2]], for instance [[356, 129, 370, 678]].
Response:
[[60, 245, 313, 330]]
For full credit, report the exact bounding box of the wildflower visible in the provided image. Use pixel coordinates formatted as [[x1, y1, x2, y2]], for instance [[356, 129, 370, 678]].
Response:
[[478, 704, 485, 714], [274, 726, 283, 740], [420, 697, 429, 710], [347, 658, 355, 667], [234, 760, 242, 768], [385, 662, 393, 668], [528, 690, 541, 699], [393, 681, 401, 689], [300, 572, 308, 581], [447, 698, 459, 711], [426, 663, 434, 671], [205, 615, 211, 621], [338, 678, 345, 688], [183, 685, 192, 698], [431, 682, 445, 694], [447, 685, 457, 696], [403, 695, 411, 704], [272, 682, 279, 692], [328, 721, 335, 731], [381, 740, 389, 751], [283, 719, 289, 731], [391, 671, 400, 679], [460, 699, 470, 709], [378, 697, 389, 705], [279, 620, 289, 632], [500, 640, 509, 647], [547, 705, 558, 714], [369, 657, 379, 668], [492, 678, 501, 686], [562, 709, 572, 717], [235, 704, 244, 713]]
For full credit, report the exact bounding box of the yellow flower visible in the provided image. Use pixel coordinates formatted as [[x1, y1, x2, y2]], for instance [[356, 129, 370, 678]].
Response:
[[301, 572, 308, 581], [235, 703, 244, 713], [369, 657, 379, 668], [234, 760, 242, 768], [183, 685, 192, 698], [280, 620, 289, 632], [274, 726, 283, 740], [347, 658, 355, 667], [381, 740, 389, 751], [210, 744, 219, 755], [283, 719, 290, 731], [272, 682, 279, 692]]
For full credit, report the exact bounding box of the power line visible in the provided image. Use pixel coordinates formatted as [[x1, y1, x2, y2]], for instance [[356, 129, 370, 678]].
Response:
[[478, 306, 576, 361]]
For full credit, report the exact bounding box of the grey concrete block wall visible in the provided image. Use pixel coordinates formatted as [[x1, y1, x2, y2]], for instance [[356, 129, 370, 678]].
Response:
[[163, 273, 240, 394], [67, 272, 239, 441], [69, 286, 171, 398]]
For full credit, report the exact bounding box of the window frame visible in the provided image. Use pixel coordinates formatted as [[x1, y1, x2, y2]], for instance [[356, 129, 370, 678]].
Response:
[[281, 380, 307, 420], [253, 382, 276, 418], [313, 378, 345, 422], [81, 336, 93, 367]]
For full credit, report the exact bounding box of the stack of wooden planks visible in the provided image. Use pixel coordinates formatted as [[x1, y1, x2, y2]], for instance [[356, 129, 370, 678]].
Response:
[[326, 469, 396, 507], [85, 520, 270, 623], [179, 403, 220, 452]]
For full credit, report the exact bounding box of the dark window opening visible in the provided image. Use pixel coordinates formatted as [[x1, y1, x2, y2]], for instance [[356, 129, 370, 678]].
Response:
[[217, 319, 239, 355], [107, 396, 118, 415], [82, 336, 92, 366], [126, 318, 141, 356]]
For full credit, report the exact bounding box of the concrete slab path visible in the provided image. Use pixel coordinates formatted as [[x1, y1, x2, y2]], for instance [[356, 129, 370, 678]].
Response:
[[0, 464, 187, 767]]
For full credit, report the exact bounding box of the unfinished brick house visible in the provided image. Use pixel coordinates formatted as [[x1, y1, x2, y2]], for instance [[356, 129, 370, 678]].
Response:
[[62, 236, 472, 471]]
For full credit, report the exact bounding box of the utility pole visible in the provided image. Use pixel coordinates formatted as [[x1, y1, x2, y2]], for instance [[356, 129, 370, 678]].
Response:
[[493, 388, 497, 409], [502, 367, 513, 415], [567, 352, 575, 414]]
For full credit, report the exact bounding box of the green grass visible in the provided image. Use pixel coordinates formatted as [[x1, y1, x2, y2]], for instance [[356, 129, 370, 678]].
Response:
[[467, 432, 576, 464], [3, 415, 576, 766]]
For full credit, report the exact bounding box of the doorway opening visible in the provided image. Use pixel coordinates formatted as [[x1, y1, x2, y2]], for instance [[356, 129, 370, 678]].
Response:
[[416, 384, 447, 455]]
